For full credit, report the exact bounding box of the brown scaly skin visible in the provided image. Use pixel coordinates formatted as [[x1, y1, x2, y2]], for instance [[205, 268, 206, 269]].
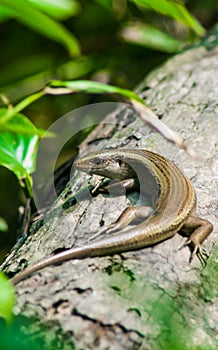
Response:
[[11, 149, 213, 285]]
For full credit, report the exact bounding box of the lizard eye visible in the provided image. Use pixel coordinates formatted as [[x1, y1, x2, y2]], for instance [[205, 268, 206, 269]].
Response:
[[92, 157, 101, 165], [118, 159, 123, 167]]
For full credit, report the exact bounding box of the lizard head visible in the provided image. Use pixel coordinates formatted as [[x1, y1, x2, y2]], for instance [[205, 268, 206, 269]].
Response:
[[74, 149, 135, 180]]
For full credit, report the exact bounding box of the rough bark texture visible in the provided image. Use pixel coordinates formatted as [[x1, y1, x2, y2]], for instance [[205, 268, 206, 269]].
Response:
[[2, 42, 218, 349]]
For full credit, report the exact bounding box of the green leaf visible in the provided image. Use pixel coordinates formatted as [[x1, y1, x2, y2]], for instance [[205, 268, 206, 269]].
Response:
[[0, 272, 15, 324], [0, 122, 47, 137], [132, 0, 205, 36], [0, 0, 81, 56], [27, 0, 81, 20], [94, 0, 113, 11], [0, 90, 45, 124], [0, 113, 39, 183], [0, 107, 49, 136], [0, 4, 12, 22], [46, 79, 143, 103], [0, 217, 8, 232], [121, 22, 182, 53]]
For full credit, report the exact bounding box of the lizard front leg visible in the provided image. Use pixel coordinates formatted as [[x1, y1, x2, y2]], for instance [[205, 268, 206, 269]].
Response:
[[89, 205, 153, 241], [89, 177, 153, 240]]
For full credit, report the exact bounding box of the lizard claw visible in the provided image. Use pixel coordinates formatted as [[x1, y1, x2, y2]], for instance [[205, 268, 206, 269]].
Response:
[[180, 238, 209, 267], [189, 239, 209, 266], [196, 248, 209, 267]]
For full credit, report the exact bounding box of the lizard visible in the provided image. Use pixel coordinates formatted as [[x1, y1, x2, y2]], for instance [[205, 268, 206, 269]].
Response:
[[11, 149, 213, 285]]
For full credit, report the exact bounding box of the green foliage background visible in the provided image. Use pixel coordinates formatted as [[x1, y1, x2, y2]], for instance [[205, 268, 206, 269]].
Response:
[[0, 0, 217, 266], [0, 1, 217, 348]]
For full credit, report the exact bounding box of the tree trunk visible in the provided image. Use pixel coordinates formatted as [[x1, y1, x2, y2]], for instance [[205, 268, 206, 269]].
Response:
[[2, 40, 218, 349]]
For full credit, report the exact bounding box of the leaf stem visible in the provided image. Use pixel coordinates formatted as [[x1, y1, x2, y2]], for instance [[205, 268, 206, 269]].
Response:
[[0, 90, 45, 124]]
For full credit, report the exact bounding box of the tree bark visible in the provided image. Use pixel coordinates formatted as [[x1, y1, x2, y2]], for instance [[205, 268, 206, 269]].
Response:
[[2, 42, 218, 349]]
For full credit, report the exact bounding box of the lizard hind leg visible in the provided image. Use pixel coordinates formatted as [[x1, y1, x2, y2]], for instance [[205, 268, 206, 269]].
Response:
[[181, 215, 213, 265]]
